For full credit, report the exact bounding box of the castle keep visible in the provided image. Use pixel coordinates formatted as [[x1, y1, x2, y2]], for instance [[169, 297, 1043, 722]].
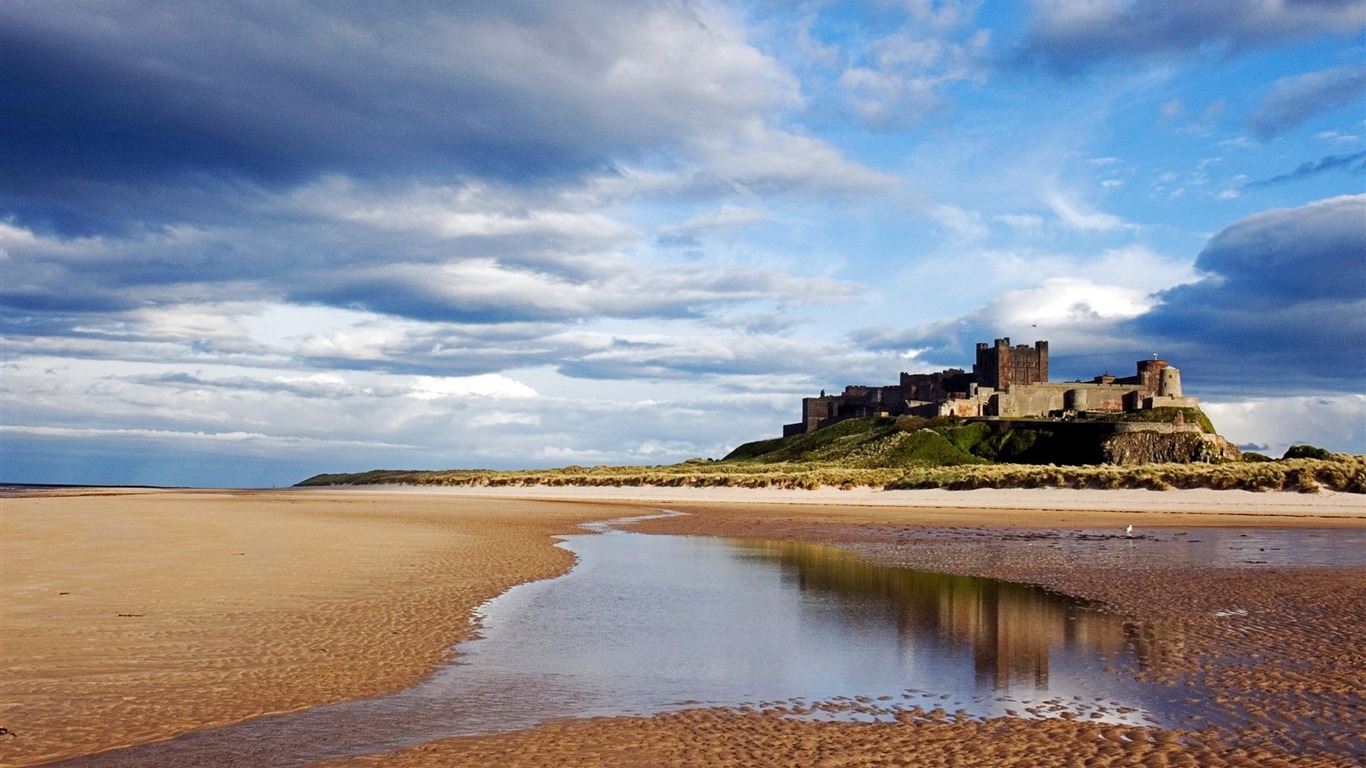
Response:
[[784, 338, 1198, 436]]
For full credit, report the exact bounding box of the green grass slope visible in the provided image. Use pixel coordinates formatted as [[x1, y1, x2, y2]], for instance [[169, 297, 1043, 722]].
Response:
[[723, 417, 984, 468], [297, 415, 1365, 493]]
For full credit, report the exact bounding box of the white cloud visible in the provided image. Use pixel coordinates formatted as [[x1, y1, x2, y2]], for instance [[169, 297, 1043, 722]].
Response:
[[537, 445, 616, 463], [693, 120, 899, 194], [929, 204, 990, 240], [1202, 395, 1366, 457], [297, 329, 398, 361], [666, 205, 771, 234], [239, 305, 386, 349], [992, 278, 1151, 323], [467, 412, 542, 428], [1043, 189, 1128, 231], [1314, 130, 1360, 144], [291, 177, 636, 243], [0, 424, 415, 451], [993, 213, 1046, 233], [0, 221, 41, 258], [5, 0, 1363, 490], [128, 305, 255, 342], [407, 374, 539, 400], [831, 3, 989, 128]]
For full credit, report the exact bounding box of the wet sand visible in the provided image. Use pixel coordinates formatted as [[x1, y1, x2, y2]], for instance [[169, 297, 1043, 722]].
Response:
[[3, 486, 1363, 767], [321, 488, 1364, 768], [0, 489, 622, 766], [319, 707, 1348, 768]]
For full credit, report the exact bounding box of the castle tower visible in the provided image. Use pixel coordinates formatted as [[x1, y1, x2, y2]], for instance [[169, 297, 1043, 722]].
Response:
[[1136, 359, 1169, 394], [974, 338, 1048, 390], [1158, 366, 1182, 398]]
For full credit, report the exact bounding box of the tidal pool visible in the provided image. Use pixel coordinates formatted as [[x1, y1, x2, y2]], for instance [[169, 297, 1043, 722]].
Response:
[[55, 517, 1208, 767]]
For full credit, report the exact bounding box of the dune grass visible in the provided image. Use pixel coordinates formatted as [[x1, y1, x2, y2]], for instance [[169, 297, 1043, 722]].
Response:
[[298, 416, 1363, 494], [297, 454, 1366, 494]]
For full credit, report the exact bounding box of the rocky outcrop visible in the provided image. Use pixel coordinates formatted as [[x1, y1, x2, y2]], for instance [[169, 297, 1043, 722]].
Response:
[[1101, 430, 1241, 466]]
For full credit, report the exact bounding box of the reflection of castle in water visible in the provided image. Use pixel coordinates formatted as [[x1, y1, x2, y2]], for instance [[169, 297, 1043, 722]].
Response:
[[738, 540, 1168, 690]]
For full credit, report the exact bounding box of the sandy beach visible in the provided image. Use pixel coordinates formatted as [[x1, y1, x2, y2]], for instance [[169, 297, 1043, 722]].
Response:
[[2, 485, 1363, 767], [0, 489, 622, 766]]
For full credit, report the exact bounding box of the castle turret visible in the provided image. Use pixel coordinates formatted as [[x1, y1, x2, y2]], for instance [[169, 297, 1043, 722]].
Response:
[[1158, 366, 1182, 398], [973, 337, 1048, 390], [1136, 359, 1168, 394], [1064, 388, 1087, 412]]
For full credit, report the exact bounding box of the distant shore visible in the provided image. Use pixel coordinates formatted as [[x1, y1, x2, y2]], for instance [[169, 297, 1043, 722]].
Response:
[[297, 453, 1366, 495], [307, 483, 1366, 522]]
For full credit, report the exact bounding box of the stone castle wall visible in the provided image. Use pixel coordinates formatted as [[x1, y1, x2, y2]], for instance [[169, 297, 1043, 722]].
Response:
[[974, 338, 1048, 390], [784, 338, 1201, 437]]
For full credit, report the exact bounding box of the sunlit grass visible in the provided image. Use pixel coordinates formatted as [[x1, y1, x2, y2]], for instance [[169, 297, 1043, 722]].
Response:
[[299, 415, 1363, 493], [298, 455, 1365, 493]]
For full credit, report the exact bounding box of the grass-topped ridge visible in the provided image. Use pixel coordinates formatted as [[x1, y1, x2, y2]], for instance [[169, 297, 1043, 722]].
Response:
[[296, 456, 1365, 494], [298, 417, 1365, 494], [1088, 407, 1216, 433]]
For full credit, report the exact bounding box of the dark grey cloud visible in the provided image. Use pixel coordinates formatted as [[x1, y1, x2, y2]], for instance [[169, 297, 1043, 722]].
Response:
[[1247, 65, 1366, 140], [0, 0, 798, 233], [850, 195, 1366, 398], [290, 258, 861, 326], [1245, 150, 1366, 190], [0, 177, 862, 335], [1135, 194, 1366, 394], [1016, 0, 1366, 73], [122, 372, 361, 399], [0, 1, 886, 353]]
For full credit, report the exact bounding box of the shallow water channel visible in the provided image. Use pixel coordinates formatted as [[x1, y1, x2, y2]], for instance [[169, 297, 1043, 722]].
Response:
[[58, 515, 1218, 767]]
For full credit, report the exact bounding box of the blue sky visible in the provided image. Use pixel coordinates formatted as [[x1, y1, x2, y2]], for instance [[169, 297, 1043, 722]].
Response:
[[2, 0, 1364, 487]]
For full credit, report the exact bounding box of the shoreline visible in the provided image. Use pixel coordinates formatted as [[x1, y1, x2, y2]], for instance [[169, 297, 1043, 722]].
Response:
[[298, 483, 1366, 522]]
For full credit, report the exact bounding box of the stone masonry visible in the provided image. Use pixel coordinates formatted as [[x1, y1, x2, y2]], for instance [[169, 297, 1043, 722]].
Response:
[[784, 338, 1200, 436]]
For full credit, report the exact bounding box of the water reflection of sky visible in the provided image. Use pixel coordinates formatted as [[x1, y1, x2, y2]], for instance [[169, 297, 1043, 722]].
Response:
[[474, 533, 1105, 712], [952, 527, 1366, 570], [58, 523, 1348, 768]]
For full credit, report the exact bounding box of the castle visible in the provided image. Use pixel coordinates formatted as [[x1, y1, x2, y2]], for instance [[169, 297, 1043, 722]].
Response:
[[784, 338, 1199, 436]]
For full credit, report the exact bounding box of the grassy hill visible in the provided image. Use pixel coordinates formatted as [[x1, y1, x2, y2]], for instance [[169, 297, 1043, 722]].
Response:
[[721, 412, 1220, 467], [298, 414, 1365, 493], [723, 416, 985, 467]]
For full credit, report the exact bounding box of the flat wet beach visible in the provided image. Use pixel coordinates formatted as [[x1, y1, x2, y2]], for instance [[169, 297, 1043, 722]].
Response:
[[3, 488, 1363, 767], [46, 521, 1200, 767]]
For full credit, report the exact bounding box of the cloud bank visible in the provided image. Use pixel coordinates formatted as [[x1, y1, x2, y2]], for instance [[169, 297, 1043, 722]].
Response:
[[3, 1, 1363, 485], [1136, 194, 1366, 393], [1017, 0, 1366, 72]]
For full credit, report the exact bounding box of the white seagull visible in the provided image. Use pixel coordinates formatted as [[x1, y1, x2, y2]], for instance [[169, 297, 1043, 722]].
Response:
[[1125, 524, 1133, 537]]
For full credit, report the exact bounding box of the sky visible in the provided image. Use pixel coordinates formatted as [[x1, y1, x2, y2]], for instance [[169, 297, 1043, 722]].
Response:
[[2, 1, 1364, 488]]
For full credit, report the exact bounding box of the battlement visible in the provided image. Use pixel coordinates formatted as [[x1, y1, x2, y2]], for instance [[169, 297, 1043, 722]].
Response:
[[974, 338, 1048, 390], [784, 339, 1198, 436]]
